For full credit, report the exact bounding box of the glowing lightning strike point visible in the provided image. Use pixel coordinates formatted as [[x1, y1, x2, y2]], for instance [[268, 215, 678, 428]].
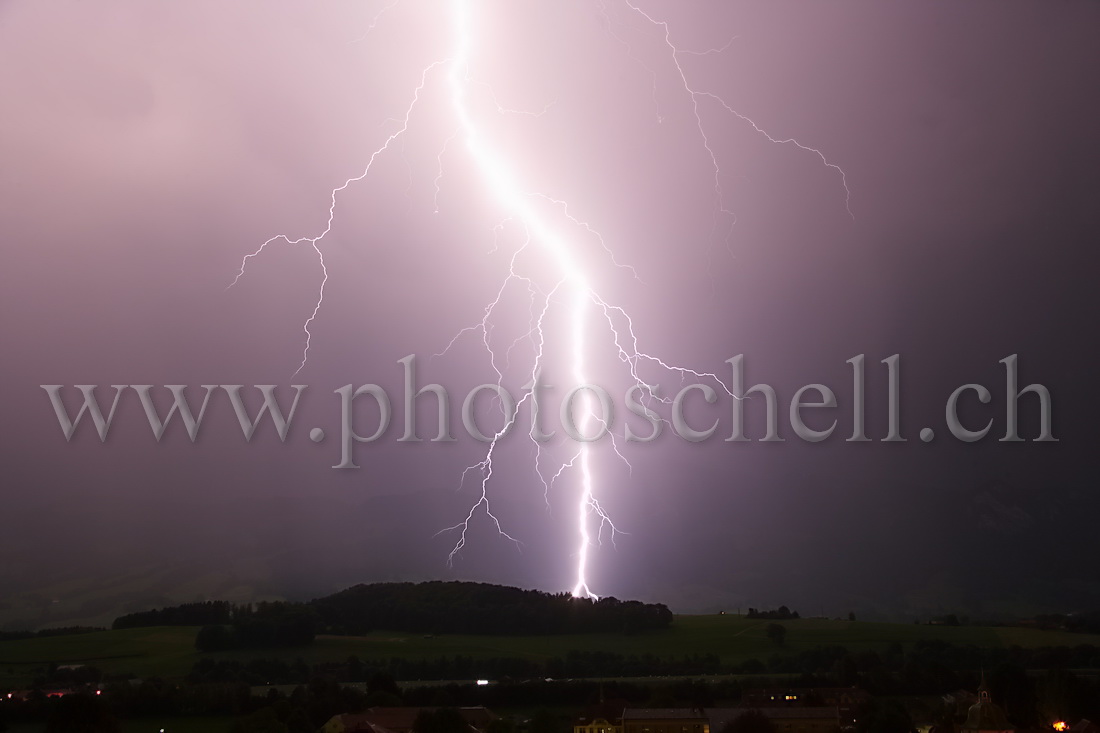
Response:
[[569, 285, 600, 599]]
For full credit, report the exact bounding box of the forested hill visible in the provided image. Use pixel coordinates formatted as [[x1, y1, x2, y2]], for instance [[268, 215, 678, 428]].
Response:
[[111, 581, 673, 636], [310, 581, 673, 635]]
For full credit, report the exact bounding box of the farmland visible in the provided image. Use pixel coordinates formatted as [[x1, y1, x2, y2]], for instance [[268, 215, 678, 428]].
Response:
[[2, 615, 1097, 687]]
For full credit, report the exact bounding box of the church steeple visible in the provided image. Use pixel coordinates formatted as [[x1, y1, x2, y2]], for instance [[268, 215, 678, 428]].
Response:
[[961, 669, 1013, 733]]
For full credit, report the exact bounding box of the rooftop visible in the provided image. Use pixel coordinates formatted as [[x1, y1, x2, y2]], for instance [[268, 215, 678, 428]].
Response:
[[623, 710, 708, 721]]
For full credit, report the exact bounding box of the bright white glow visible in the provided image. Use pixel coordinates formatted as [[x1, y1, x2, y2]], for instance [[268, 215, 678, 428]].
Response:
[[230, 0, 851, 600], [445, 0, 604, 598]]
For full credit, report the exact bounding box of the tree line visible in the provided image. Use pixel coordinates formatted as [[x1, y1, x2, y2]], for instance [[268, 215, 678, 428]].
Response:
[[0, 626, 104, 642], [310, 581, 673, 635], [1025, 611, 1100, 635], [194, 602, 318, 651], [106, 581, 674, 647], [113, 601, 232, 630], [745, 606, 800, 620], [187, 638, 1100, 691]]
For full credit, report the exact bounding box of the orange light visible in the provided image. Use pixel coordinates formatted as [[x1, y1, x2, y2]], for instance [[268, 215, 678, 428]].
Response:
[[1053, 723, 1068, 732]]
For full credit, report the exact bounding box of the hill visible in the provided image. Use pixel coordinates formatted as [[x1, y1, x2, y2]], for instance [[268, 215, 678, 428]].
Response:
[[111, 581, 674, 638], [310, 581, 673, 635]]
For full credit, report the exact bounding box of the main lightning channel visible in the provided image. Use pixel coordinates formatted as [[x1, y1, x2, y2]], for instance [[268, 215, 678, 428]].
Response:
[[445, 0, 604, 598]]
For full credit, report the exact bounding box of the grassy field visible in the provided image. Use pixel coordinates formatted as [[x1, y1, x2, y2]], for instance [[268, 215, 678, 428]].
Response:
[[2, 615, 1098, 687]]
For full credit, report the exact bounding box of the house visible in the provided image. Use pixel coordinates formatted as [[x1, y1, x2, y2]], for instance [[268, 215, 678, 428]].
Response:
[[323, 707, 499, 733], [322, 715, 394, 733], [707, 707, 841, 733], [737, 688, 867, 729], [574, 693, 630, 733], [622, 708, 710, 733], [575, 715, 624, 733], [958, 680, 1013, 733], [944, 690, 980, 719]]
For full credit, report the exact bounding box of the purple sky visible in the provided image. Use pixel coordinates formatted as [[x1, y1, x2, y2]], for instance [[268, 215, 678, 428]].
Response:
[[1, 0, 1097, 627]]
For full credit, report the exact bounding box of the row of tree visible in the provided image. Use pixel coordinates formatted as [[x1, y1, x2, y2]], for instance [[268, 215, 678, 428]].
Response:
[[745, 606, 800, 620], [189, 650, 731, 686], [194, 603, 318, 651], [183, 637, 1100, 686], [310, 582, 673, 635], [0, 626, 104, 642], [113, 601, 232, 629], [1025, 611, 1100, 635], [110, 581, 674, 640]]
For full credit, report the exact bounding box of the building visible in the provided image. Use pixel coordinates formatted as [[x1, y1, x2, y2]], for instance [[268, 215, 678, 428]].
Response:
[[944, 690, 980, 719], [322, 715, 394, 733], [574, 694, 629, 733], [574, 715, 624, 733], [323, 707, 498, 733], [622, 708, 710, 733], [738, 687, 868, 729], [707, 707, 841, 733], [958, 681, 1014, 733]]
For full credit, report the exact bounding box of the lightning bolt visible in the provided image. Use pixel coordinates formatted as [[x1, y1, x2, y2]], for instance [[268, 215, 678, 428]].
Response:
[[228, 53, 449, 377], [229, 0, 851, 600]]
